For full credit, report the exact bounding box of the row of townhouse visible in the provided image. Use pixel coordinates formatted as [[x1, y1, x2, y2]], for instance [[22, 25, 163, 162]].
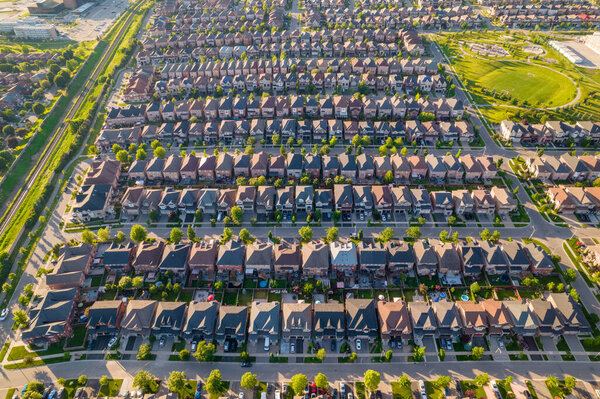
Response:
[[547, 186, 600, 214], [489, 4, 600, 16], [526, 153, 600, 182], [139, 41, 405, 64], [142, 28, 405, 50], [154, 71, 448, 96], [104, 96, 464, 128], [42, 291, 587, 349], [321, 13, 484, 30], [116, 153, 493, 185], [155, 57, 441, 80], [498, 13, 600, 27], [500, 120, 600, 145], [118, 184, 516, 221], [43, 236, 554, 294], [100, 119, 469, 148]]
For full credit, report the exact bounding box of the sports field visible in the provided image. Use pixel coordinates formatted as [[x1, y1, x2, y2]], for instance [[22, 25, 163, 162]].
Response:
[[451, 57, 578, 108]]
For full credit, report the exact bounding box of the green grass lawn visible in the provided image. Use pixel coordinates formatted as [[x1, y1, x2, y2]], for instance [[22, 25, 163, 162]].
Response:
[[425, 382, 444, 399], [8, 340, 65, 361], [497, 380, 513, 399], [5, 389, 15, 399], [390, 382, 413, 399], [460, 381, 487, 399], [66, 325, 87, 347], [223, 291, 237, 305], [177, 380, 198, 399], [98, 379, 123, 397], [355, 382, 366, 399], [4, 353, 71, 369]]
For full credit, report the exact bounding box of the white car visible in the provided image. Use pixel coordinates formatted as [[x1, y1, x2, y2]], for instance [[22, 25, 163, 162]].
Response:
[[191, 341, 198, 351], [0, 308, 9, 321], [239, 393, 244, 399], [108, 336, 118, 348], [356, 339, 362, 351]]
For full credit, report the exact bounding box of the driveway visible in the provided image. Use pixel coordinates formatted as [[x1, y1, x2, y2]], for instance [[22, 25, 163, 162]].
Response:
[[538, 336, 560, 361], [523, 336, 542, 361], [488, 336, 508, 361], [563, 335, 588, 361], [422, 336, 438, 362]]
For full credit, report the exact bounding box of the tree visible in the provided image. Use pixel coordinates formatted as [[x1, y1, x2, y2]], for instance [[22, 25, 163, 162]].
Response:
[[221, 228, 233, 243], [491, 230, 501, 243], [137, 344, 152, 360], [326, 226, 338, 242], [315, 373, 328, 390], [412, 346, 425, 361], [132, 277, 144, 289], [231, 206, 243, 225], [153, 146, 166, 158], [406, 226, 421, 239], [98, 227, 111, 242], [545, 376, 559, 389], [136, 148, 147, 160], [475, 373, 489, 386], [168, 371, 187, 393], [470, 282, 481, 296], [563, 377, 576, 393], [364, 370, 380, 393], [179, 349, 190, 360], [115, 231, 126, 244], [170, 227, 183, 243], [239, 228, 253, 244], [436, 376, 451, 389], [299, 226, 313, 242], [379, 227, 394, 243], [564, 268, 577, 283], [78, 375, 88, 386], [81, 230, 96, 244], [240, 372, 258, 390], [398, 375, 411, 389], [290, 374, 308, 396], [116, 150, 129, 163], [472, 346, 484, 360], [385, 350, 393, 361], [130, 225, 147, 243], [118, 276, 132, 290], [383, 170, 394, 183], [205, 370, 225, 396], [570, 288, 580, 302], [194, 340, 216, 361], [187, 225, 195, 241], [32, 103, 45, 115], [480, 229, 491, 241], [133, 370, 158, 394], [13, 309, 27, 328], [316, 348, 326, 361]]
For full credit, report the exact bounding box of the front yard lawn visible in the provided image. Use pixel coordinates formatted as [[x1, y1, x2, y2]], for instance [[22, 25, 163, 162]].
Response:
[[98, 379, 123, 397], [390, 382, 413, 399], [460, 381, 487, 399]]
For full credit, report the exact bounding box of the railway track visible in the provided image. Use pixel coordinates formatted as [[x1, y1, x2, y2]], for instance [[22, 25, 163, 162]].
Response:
[[0, 0, 146, 239]]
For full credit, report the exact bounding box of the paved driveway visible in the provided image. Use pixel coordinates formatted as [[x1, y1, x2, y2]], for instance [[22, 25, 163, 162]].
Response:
[[564, 335, 588, 361], [539, 336, 560, 361], [422, 336, 438, 362], [488, 336, 508, 361]]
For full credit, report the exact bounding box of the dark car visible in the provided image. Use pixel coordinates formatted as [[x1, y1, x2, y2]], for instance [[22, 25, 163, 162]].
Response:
[[241, 361, 252, 367], [375, 391, 382, 399], [332, 389, 338, 399], [331, 340, 336, 351], [455, 380, 462, 395], [196, 381, 203, 393]]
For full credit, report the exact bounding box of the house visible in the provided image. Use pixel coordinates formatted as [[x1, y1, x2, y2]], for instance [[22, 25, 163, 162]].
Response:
[[459, 243, 486, 279], [503, 300, 539, 337], [413, 240, 438, 276], [313, 302, 345, 340], [371, 185, 393, 214], [22, 287, 78, 346], [481, 241, 509, 275], [442, 155, 464, 181], [501, 240, 531, 275], [274, 240, 300, 278], [339, 154, 357, 180], [236, 186, 256, 212], [315, 189, 333, 215], [391, 186, 412, 214], [282, 302, 312, 343], [435, 243, 462, 284], [425, 154, 447, 182], [431, 191, 454, 216], [387, 241, 416, 277], [159, 243, 190, 282], [183, 300, 219, 341], [471, 189, 495, 215], [410, 188, 432, 215], [409, 301, 438, 339], [524, 243, 555, 276], [560, 153, 590, 181], [121, 187, 144, 216], [216, 305, 248, 344], [391, 155, 411, 182], [295, 185, 314, 213], [304, 154, 321, 179], [86, 300, 127, 338], [481, 299, 512, 336], [102, 242, 135, 274], [71, 184, 113, 222], [432, 301, 462, 342], [256, 186, 276, 216], [346, 299, 378, 344], [188, 239, 218, 282], [356, 153, 374, 181], [528, 298, 562, 336], [377, 300, 412, 344], [547, 292, 591, 335], [407, 156, 428, 179], [302, 240, 329, 278], [120, 300, 157, 338], [456, 301, 487, 337], [452, 190, 474, 215], [245, 240, 273, 279], [133, 240, 165, 274], [460, 154, 483, 181], [322, 155, 339, 178], [152, 302, 187, 337], [330, 239, 358, 277], [353, 185, 373, 216], [248, 301, 280, 343], [547, 187, 577, 213], [44, 243, 95, 289], [491, 187, 517, 215], [334, 184, 353, 214], [216, 237, 245, 281], [358, 242, 387, 279], [197, 189, 219, 216], [287, 153, 304, 179]]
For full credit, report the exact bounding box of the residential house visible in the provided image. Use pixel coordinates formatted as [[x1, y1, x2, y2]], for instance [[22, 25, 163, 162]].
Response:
[[377, 300, 412, 344], [248, 301, 280, 343], [215, 305, 248, 344], [183, 300, 219, 341], [346, 299, 378, 344], [120, 300, 157, 338], [152, 302, 187, 337]]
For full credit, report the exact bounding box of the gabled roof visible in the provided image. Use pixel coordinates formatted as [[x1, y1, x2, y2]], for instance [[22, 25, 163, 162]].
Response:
[[432, 301, 461, 330], [408, 301, 437, 329], [314, 302, 345, 331], [23, 288, 78, 340], [184, 300, 219, 334], [153, 302, 187, 330], [282, 302, 312, 332], [346, 298, 377, 332], [87, 300, 123, 329], [216, 305, 248, 335], [121, 300, 157, 331], [249, 301, 280, 334], [377, 300, 411, 335]]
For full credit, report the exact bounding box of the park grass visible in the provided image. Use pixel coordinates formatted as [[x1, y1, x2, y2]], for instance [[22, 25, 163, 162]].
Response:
[[390, 382, 413, 399], [98, 380, 123, 397]]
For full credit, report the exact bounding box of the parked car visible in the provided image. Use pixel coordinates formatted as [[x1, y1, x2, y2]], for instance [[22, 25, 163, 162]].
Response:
[[239, 392, 244, 399], [290, 342, 295, 353], [159, 337, 166, 347], [331, 340, 336, 351], [108, 336, 118, 348], [241, 360, 252, 367], [356, 339, 362, 351], [191, 341, 198, 352], [0, 308, 9, 321]]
